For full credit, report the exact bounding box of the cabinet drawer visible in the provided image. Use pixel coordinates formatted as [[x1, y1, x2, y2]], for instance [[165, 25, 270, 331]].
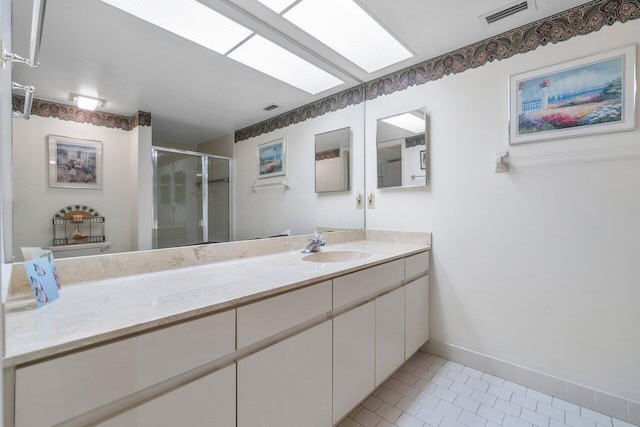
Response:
[[237, 281, 331, 349], [405, 251, 429, 280], [15, 310, 235, 427], [99, 364, 236, 427], [333, 259, 403, 308]]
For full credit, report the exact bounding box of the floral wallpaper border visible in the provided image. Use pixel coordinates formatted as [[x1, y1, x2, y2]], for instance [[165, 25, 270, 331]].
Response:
[[235, 0, 640, 142], [315, 148, 341, 161], [12, 95, 151, 130], [405, 135, 426, 149]]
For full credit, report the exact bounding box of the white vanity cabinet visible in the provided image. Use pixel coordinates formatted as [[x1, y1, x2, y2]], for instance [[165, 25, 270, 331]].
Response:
[[375, 286, 406, 386], [99, 364, 236, 427], [14, 310, 236, 427], [237, 321, 333, 427], [405, 275, 430, 358], [333, 301, 376, 424]]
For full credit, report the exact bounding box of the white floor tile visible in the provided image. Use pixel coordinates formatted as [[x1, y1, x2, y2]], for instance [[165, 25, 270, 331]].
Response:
[[471, 389, 498, 407], [454, 394, 481, 413], [377, 387, 403, 406], [462, 366, 484, 379], [487, 384, 513, 402], [477, 403, 506, 424], [448, 370, 471, 384], [396, 412, 426, 427], [375, 401, 403, 423], [566, 412, 597, 427], [434, 386, 458, 403], [396, 397, 423, 416], [440, 416, 466, 427], [353, 407, 383, 427], [552, 398, 581, 416], [580, 408, 612, 427], [504, 413, 534, 427], [346, 352, 621, 427], [521, 407, 550, 427], [526, 389, 553, 406], [495, 398, 523, 417], [459, 409, 489, 427], [467, 377, 491, 392], [435, 400, 463, 419], [415, 406, 444, 426], [512, 392, 538, 411], [536, 402, 566, 422], [451, 381, 475, 398]]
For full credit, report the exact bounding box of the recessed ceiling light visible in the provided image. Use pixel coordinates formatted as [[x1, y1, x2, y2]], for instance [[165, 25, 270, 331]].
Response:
[[68, 93, 106, 111], [99, 0, 252, 55], [228, 35, 343, 95], [381, 113, 425, 134], [256, 0, 297, 14], [283, 0, 413, 73]]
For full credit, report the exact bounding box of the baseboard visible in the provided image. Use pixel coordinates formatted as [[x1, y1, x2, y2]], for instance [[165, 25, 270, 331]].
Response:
[[421, 340, 640, 425]]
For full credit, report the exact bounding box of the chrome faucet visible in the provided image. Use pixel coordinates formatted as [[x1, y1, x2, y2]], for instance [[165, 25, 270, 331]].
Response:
[[301, 232, 326, 253]]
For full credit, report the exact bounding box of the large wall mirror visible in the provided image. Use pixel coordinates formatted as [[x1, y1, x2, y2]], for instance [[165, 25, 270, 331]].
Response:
[[315, 127, 351, 193], [376, 108, 427, 189], [7, 0, 366, 261]]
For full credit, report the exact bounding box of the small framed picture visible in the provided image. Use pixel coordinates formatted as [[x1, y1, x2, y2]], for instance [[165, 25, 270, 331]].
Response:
[[257, 138, 286, 179], [48, 135, 103, 189], [509, 44, 636, 144], [420, 150, 426, 170]]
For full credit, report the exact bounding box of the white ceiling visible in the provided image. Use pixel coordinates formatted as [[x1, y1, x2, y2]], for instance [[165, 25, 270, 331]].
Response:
[[11, 0, 592, 144]]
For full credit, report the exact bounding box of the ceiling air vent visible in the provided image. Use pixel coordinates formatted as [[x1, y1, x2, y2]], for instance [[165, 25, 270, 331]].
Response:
[[480, 0, 536, 26], [263, 104, 279, 111]]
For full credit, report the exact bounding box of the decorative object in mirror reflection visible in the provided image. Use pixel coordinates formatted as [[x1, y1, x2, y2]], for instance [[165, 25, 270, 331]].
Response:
[[258, 138, 286, 179], [510, 44, 636, 145], [376, 108, 427, 188], [48, 135, 103, 189], [52, 205, 105, 246], [315, 127, 351, 193]]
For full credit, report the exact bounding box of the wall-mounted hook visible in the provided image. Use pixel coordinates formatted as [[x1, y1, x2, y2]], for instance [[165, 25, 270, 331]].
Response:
[[495, 151, 509, 173]]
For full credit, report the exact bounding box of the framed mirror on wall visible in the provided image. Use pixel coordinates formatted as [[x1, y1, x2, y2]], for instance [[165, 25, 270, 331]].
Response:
[[376, 108, 427, 189], [315, 127, 351, 193]]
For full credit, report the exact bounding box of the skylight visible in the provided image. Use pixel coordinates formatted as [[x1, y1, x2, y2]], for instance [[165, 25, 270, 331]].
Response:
[[381, 113, 425, 134], [256, 0, 297, 14], [282, 0, 413, 73], [100, 0, 345, 94], [228, 35, 343, 95], [100, 0, 252, 55]]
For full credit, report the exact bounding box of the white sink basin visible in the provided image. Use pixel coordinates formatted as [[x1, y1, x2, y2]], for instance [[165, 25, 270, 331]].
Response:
[[302, 250, 371, 263]]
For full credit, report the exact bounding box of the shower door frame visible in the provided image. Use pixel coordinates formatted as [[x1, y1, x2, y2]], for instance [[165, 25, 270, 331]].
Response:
[[152, 147, 232, 248]]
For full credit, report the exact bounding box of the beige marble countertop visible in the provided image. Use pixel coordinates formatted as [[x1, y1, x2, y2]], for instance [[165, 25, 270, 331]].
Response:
[[4, 234, 430, 367]]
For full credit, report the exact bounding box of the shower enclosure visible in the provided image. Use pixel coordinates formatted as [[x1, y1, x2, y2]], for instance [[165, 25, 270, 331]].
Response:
[[152, 147, 231, 249]]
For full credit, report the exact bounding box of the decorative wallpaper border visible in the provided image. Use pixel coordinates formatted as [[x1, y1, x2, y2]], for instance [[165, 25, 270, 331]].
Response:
[[405, 135, 426, 149], [12, 95, 151, 130], [235, 0, 640, 142], [315, 148, 341, 161]]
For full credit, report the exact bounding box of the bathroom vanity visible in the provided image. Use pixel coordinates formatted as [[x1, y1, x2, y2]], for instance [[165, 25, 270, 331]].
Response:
[[2, 230, 430, 426]]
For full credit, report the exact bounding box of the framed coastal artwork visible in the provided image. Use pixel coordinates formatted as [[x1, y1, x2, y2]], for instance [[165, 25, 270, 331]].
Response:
[[257, 138, 286, 179], [509, 44, 636, 144], [48, 135, 103, 189]]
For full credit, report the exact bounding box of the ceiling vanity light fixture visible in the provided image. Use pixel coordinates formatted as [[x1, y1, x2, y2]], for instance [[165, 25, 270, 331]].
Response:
[[99, 0, 344, 95], [259, 0, 413, 73], [68, 93, 106, 111]]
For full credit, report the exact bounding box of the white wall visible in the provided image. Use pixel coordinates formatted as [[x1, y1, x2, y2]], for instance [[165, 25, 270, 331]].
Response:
[[234, 102, 364, 240], [12, 116, 142, 259], [365, 22, 640, 401]]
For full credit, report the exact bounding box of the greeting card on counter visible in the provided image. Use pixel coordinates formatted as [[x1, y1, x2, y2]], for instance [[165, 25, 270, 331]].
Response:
[[23, 258, 60, 307]]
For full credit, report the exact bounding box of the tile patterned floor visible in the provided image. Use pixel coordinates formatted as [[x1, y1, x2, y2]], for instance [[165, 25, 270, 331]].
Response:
[[337, 351, 637, 427]]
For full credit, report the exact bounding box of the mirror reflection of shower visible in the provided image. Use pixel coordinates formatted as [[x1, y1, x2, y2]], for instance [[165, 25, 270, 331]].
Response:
[[152, 148, 231, 249]]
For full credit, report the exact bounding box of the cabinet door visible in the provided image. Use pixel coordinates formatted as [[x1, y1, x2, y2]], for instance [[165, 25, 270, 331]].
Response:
[[376, 287, 405, 386], [405, 275, 429, 358], [99, 364, 235, 427], [333, 301, 375, 424], [238, 321, 332, 427]]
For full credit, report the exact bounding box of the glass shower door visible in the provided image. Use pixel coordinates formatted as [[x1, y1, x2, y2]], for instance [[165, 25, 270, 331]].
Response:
[[153, 151, 203, 248]]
